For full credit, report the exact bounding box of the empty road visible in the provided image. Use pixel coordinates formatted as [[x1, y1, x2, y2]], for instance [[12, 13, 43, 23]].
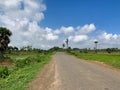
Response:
[[52, 52, 120, 90]]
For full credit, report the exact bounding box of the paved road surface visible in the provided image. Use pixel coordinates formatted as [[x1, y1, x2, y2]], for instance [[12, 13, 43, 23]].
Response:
[[53, 52, 120, 90]]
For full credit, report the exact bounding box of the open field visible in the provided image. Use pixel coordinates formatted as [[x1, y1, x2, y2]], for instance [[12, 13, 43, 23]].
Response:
[[0, 51, 53, 90], [69, 51, 120, 69]]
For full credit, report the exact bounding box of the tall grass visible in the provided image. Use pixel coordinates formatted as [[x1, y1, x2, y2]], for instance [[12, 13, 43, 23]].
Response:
[[69, 51, 120, 69], [0, 51, 53, 90]]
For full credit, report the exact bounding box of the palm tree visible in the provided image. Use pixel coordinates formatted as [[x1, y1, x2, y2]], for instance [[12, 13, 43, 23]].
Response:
[[0, 27, 12, 59], [94, 40, 98, 53], [65, 38, 69, 48]]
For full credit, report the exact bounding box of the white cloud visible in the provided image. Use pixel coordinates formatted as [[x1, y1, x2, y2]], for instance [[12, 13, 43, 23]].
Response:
[[0, 0, 20, 10], [0, 0, 48, 48], [28, 21, 39, 33], [61, 26, 74, 34], [34, 13, 44, 22], [53, 29, 61, 34], [77, 24, 96, 34], [69, 35, 88, 43], [98, 31, 120, 41], [43, 27, 59, 41], [45, 33, 59, 41], [45, 27, 52, 33], [1, 0, 97, 49], [0, 0, 120, 49], [95, 31, 120, 48]]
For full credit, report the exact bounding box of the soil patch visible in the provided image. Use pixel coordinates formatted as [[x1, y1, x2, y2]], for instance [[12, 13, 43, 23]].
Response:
[[0, 61, 14, 66], [28, 57, 55, 90], [85, 60, 120, 73]]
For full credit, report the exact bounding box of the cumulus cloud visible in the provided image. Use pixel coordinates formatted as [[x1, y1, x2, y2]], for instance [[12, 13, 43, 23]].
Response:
[[53, 29, 61, 34], [69, 35, 88, 43], [0, 0, 51, 49], [94, 31, 120, 48], [77, 24, 96, 34], [43, 27, 59, 40], [60, 26, 74, 34], [0, 0, 97, 49], [45, 33, 59, 41], [0, 0, 120, 49], [98, 31, 120, 40]]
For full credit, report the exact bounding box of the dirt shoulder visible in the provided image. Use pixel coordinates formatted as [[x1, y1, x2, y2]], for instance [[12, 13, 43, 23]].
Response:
[[0, 61, 14, 66], [28, 57, 55, 90], [85, 60, 120, 73]]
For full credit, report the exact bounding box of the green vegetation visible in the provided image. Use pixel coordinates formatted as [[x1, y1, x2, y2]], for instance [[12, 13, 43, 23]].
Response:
[[0, 51, 53, 90], [0, 26, 120, 89], [0, 66, 9, 78], [0, 27, 12, 59], [69, 50, 120, 69]]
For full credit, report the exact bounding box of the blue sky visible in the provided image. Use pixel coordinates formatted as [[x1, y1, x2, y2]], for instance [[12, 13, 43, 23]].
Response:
[[42, 0, 120, 33], [0, 0, 120, 49]]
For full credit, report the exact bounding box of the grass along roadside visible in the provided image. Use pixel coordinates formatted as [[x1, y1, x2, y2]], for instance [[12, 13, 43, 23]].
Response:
[[69, 51, 120, 69], [0, 52, 52, 90]]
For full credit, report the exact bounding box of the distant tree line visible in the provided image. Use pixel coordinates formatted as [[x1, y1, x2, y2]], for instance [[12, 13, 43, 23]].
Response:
[[0, 26, 120, 60], [72, 48, 120, 54]]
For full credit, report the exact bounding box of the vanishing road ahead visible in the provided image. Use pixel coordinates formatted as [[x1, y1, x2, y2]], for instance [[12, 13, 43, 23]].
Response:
[[53, 52, 120, 90]]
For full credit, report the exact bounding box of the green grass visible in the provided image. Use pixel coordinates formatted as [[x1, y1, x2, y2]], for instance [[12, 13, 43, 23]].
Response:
[[0, 51, 52, 90], [69, 51, 120, 69]]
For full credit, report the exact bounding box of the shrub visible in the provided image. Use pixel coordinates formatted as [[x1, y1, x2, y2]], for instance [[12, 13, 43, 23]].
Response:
[[34, 57, 42, 62], [106, 48, 112, 53], [15, 58, 33, 68], [15, 56, 45, 68], [25, 57, 34, 65], [15, 59, 26, 68], [0, 66, 9, 78]]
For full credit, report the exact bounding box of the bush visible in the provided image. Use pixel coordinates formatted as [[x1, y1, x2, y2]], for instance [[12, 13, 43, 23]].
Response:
[[25, 57, 35, 65], [35, 55, 44, 62], [15, 56, 45, 68], [106, 48, 112, 53], [15, 59, 26, 68], [15, 58, 33, 68], [0, 66, 9, 78]]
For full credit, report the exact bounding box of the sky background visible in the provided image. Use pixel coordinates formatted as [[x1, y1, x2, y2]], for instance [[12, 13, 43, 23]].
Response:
[[0, 0, 120, 49], [42, 0, 120, 33]]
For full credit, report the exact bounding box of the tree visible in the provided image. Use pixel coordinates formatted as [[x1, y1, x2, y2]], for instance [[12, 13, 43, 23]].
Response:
[[94, 40, 98, 53], [62, 43, 65, 49], [13, 46, 18, 51], [7, 46, 18, 53], [65, 38, 69, 48], [0, 27, 12, 58], [26, 46, 32, 51], [106, 48, 112, 53], [7, 46, 14, 53]]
